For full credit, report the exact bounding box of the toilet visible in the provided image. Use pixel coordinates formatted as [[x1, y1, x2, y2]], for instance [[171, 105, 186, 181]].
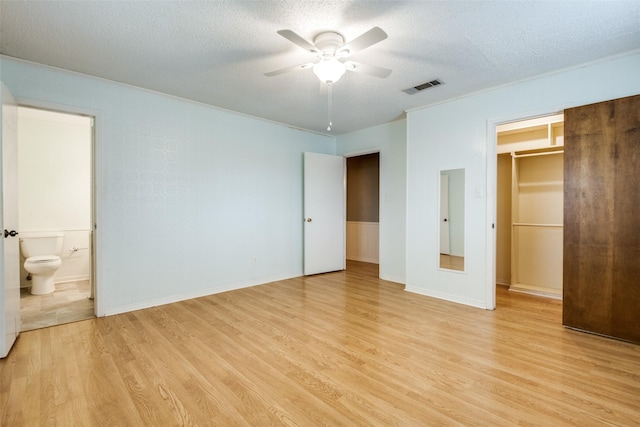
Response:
[[19, 232, 64, 295]]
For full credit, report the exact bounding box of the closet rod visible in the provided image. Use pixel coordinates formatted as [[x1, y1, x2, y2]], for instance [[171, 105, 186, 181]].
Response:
[[512, 150, 564, 159]]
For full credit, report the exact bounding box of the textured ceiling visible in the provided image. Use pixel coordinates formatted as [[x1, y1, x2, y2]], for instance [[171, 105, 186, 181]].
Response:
[[1, 1, 639, 135]]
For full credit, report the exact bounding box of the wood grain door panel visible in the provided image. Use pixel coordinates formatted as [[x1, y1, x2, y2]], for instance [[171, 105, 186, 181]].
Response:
[[563, 94, 640, 344]]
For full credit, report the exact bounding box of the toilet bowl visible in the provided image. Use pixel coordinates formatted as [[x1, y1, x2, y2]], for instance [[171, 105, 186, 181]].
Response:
[[24, 256, 62, 295], [19, 232, 64, 295]]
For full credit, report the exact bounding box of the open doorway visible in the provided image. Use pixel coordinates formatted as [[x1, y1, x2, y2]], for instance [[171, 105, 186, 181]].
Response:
[[345, 152, 379, 273], [17, 107, 95, 330], [495, 114, 564, 304]]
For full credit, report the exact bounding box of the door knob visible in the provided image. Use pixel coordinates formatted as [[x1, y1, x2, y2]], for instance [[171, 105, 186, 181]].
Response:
[[4, 229, 19, 238], [306, 218, 312, 222]]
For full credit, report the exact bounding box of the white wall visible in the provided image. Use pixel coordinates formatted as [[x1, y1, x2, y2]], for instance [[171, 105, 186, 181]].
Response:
[[3, 52, 638, 316], [18, 107, 92, 286], [18, 107, 91, 230], [336, 120, 406, 284], [406, 52, 640, 309], [1, 56, 335, 315]]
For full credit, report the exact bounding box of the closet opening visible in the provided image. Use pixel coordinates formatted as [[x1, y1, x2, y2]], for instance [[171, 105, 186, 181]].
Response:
[[495, 114, 564, 302], [345, 152, 380, 273]]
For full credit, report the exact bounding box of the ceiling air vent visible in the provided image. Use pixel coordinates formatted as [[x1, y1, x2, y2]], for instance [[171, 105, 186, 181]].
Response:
[[403, 79, 443, 95]]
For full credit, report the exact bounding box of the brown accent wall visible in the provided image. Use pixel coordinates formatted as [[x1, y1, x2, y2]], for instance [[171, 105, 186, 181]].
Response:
[[347, 153, 379, 222]]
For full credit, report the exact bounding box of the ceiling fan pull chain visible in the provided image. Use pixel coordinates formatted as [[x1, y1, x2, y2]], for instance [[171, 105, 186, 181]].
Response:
[[327, 83, 333, 131]]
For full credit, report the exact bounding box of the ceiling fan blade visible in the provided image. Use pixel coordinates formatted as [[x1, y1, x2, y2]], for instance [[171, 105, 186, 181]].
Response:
[[344, 61, 391, 79], [340, 27, 387, 55], [264, 62, 315, 77], [277, 30, 318, 53]]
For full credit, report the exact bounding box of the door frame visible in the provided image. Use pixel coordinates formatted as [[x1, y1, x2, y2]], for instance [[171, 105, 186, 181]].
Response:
[[15, 98, 103, 317], [486, 107, 567, 311], [342, 147, 382, 272]]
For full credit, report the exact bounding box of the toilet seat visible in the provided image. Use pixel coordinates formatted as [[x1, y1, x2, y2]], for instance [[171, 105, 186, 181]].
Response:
[[26, 255, 61, 264]]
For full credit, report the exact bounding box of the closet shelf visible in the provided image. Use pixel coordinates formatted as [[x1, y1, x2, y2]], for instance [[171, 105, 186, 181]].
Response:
[[512, 150, 564, 159], [497, 113, 564, 154], [512, 223, 563, 227], [518, 180, 563, 188]]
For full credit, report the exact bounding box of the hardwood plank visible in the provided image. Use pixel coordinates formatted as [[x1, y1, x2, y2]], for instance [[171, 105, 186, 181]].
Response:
[[1, 260, 639, 426]]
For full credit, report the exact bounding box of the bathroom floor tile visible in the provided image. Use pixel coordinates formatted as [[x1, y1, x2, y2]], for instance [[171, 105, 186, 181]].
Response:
[[20, 280, 94, 332]]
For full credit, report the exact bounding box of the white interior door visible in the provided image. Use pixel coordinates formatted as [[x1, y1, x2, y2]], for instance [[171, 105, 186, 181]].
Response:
[[304, 152, 345, 275], [1, 83, 20, 358], [440, 173, 450, 255]]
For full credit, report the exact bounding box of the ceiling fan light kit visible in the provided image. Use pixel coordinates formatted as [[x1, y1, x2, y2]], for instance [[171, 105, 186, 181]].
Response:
[[265, 26, 391, 131], [313, 58, 346, 84]]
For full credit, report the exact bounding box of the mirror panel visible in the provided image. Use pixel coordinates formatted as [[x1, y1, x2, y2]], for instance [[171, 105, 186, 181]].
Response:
[[439, 169, 465, 271]]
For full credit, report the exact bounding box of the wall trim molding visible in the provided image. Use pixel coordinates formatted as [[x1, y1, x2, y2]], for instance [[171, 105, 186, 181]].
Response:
[[19, 227, 92, 233], [346, 221, 379, 264]]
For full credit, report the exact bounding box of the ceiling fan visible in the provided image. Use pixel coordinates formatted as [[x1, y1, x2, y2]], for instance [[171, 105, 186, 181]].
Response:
[[265, 27, 392, 84]]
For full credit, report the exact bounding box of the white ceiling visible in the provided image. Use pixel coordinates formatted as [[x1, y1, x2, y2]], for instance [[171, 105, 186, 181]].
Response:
[[1, 1, 639, 135]]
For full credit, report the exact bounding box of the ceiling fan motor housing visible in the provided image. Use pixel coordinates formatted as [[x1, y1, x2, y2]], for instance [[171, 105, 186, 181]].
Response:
[[313, 31, 346, 57]]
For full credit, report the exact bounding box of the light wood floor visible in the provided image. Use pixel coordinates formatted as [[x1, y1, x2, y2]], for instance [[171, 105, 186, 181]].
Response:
[[1, 261, 638, 426]]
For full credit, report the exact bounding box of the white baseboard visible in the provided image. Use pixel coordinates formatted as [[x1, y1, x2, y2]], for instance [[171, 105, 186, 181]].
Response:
[[20, 275, 90, 289], [404, 286, 488, 309], [56, 275, 90, 284], [508, 284, 562, 300], [346, 256, 379, 264], [379, 273, 405, 285]]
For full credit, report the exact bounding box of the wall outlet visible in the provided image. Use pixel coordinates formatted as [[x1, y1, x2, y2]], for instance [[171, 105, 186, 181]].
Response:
[[252, 257, 257, 264]]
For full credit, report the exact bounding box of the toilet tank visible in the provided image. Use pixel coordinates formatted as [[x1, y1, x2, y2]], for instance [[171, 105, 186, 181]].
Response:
[[19, 232, 64, 258]]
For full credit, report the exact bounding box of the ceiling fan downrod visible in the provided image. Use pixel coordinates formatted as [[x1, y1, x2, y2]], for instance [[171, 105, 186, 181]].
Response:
[[327, 83, 333, 131]]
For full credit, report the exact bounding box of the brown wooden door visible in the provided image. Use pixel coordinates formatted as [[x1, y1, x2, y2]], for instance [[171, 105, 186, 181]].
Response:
[[563, 94, 640, 344]]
